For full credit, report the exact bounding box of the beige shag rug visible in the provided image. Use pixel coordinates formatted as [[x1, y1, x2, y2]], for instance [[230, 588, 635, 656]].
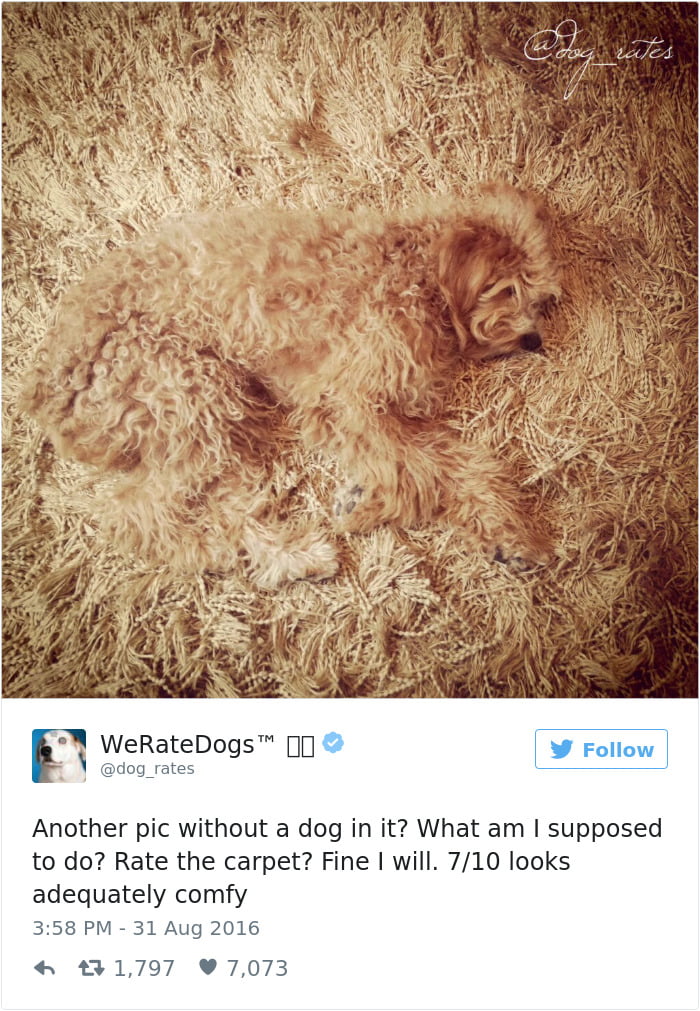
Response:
[[3, 2, 697, 698]]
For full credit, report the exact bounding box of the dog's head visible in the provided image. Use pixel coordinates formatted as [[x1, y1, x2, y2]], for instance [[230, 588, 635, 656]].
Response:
[[437, 185, 560, 360], [36, 730, 86, 768]]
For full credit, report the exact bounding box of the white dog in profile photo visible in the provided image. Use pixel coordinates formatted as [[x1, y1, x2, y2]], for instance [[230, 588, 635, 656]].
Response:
[[35, 730, 86, 783]]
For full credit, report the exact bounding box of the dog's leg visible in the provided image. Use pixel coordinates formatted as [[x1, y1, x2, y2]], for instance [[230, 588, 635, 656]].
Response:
[[424, 431, 553, 570], [314, 411, 551, 570], [205, 471, 339, 587], [240, 519, 339, 589], [26, 313, 338, 586], [96, 469, 338, 588]]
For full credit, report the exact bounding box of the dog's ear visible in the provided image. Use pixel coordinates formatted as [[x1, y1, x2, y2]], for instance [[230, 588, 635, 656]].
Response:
[[437, 224, 516, 346], [74, 736, 87, 761], [36, 738, 43, 764], [437, 225, 485, 312]]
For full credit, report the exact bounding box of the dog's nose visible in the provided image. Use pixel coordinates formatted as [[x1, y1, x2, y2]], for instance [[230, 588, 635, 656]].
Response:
[[520, 332, 542, 351], [40, 746, 52, 758]]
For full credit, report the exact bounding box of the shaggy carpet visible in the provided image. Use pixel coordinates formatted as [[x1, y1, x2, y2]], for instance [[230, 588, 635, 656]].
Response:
[[3, 2, 697, 698]]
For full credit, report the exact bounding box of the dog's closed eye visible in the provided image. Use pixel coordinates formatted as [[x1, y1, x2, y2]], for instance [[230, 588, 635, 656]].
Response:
[[483, 282, 516, 298], [537, 293, 558, 314]]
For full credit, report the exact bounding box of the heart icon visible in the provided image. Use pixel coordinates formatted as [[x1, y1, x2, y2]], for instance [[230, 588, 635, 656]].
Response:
[[199, 958, 217, 975]]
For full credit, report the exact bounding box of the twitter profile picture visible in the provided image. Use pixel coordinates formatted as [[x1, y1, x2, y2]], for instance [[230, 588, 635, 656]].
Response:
[[33, 729, 87, 783]]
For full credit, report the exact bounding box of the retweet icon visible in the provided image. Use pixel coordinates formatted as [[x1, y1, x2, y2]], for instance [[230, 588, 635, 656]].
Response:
[[550, 739, 573, 759]]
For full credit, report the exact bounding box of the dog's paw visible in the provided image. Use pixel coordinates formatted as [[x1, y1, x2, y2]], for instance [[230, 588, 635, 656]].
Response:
[[493, 531, 552, 572], [494, 546, 534, 572], [248, 534, 339, 589], [301, 539, 341, 583], [332, 482, 385, 534], [333, 482, 364, 519]]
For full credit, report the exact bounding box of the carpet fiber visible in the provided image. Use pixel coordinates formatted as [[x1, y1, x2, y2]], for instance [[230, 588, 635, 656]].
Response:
[[3, 2, 697, 698]]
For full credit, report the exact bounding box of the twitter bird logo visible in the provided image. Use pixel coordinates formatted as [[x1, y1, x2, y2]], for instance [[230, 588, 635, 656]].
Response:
[[551, 739, 573, 759]]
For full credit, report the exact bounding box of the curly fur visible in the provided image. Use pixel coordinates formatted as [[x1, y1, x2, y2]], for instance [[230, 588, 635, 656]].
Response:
[[21, 183, 560, 588]]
